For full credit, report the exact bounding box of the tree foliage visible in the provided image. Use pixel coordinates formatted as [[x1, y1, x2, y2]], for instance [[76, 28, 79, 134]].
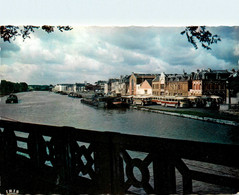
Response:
[[181, 26, 221, 50], [0, 80, 28, 95], [0, 25, 73, 42]]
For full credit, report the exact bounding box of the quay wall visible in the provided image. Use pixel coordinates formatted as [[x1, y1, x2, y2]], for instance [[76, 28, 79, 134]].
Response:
[[132, 106, 239, 127]]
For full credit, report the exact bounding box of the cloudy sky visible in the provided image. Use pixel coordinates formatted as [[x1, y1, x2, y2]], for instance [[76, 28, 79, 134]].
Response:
[[0, 26, 239, 85]]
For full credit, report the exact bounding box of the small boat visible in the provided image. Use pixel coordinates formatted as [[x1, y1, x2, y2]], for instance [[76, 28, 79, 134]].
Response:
[[81, 96, 107, 108], [6, 94, 18, 104], [80, 93, 105, 107], [81, 93, 130, 109]]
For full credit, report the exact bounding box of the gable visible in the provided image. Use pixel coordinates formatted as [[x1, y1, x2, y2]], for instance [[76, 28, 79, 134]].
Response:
[[140, 80, 152, 89], [130, 73, 137, 82]]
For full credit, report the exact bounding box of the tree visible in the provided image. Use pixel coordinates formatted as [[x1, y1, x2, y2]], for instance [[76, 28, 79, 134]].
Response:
[[0, 25, 73, 42], [20, 82, 28, 92], [0, 80, 29, 95], [181, 26, 221, 50]]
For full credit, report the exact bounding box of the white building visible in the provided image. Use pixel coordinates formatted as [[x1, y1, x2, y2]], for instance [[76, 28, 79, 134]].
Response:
[[136, 80, 153, 96], [53, 84, 73, 92]]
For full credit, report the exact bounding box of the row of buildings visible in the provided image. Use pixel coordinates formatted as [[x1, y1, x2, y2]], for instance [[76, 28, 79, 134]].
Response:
[[53, 68, 239, 102]]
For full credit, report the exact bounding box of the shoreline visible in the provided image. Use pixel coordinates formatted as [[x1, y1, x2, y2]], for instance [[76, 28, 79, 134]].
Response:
[[132, 105, 239, 127]]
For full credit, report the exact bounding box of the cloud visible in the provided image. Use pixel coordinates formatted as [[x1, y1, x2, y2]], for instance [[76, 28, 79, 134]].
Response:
[[0, 26, 238, 84], [98, 27, 160, 51], [63, 54, 101, 71], [1, 41, 20, 58], [234, 43, 239, 56], [0, 63, 39, 83]]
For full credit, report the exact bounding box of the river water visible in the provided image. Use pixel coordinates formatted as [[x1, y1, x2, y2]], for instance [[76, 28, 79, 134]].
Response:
[[1, 91, 239, 145], [1, 91, 239, 193]]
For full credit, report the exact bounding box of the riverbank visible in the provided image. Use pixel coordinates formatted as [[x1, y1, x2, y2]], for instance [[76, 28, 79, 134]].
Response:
[[132, 105, 239, 126]]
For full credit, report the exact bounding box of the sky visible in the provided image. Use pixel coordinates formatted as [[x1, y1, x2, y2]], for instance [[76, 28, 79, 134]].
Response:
[[0, 0, 239, 85], [1, 26, 239, 85], [1, 0, 239, 26]]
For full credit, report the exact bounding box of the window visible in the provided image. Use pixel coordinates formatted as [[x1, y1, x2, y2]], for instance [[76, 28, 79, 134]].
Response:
[[144, 90, 148, 94], [131, 79, 134, 90]]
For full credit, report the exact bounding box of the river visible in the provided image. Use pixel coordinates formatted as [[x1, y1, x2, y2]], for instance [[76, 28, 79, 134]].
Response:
[[1, 91, 239, 145], [1, 91, 239, 194]]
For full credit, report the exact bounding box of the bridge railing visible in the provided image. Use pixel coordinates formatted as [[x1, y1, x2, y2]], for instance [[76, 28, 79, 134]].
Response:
[[0, 119, 239, 194]]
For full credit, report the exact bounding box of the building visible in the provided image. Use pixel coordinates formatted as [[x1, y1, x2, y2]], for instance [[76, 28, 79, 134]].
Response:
[[73, 83, 86, 92], [152, 72, 170, 96], [95, 80, 107, 92], [189, 69, 230, 100], [152, 75, 160, 96], [111, 80, 120, 95], [104, 78, 120, 95], [226, 69, 239, 104], [85, 83, 101, 91], [137, 79, 153, 95], [118, 75, 130, 95], [104, 76, 130, 96], [166, 73, 192, 96], [128, 73, 157, 95], [53, 84, 73, 92]]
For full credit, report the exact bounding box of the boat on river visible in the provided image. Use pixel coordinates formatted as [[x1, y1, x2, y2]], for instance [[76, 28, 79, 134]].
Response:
[[81, 93, 108, 108], [81, 97, 107, 108], [5, 94, 18, 104], [81, 93, 130, 109]]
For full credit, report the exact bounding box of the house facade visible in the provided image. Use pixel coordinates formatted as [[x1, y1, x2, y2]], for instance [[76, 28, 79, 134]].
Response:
[[111, 80, 120, 95], [159, 73, 167, 96], [189, 69, 230, 100], [152, 75, 160, 96], [73, 83, 86, 92], [137, 80, 153, 95], [166, 74, 192, 96], [104, 78, 120, 95], [129, 73, 157, 95], [226, 69, 239, 104], [95, 80, 107, 92], [118, 75, 130, 95], [53, 84, 73, 92]]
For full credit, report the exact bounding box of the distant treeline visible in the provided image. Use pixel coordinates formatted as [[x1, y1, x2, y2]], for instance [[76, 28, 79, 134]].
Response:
[[28, 85, 53, 91], [0, 80, 28, 95]]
